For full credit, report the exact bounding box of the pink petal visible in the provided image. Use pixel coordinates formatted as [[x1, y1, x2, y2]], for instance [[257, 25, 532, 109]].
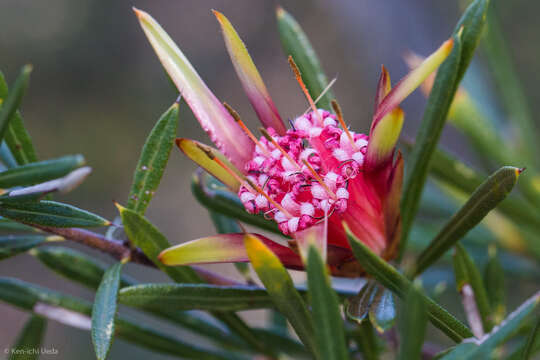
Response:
[[294, 222, 326, 262], [134, 8, 253, 169], [365, 107, 404, 171], [176, 138, 242, 191], [381, 152, 403, 260], [159, 233, 303, 270], [372, 38, 454, 126], [214, 10, 286, 135], [373, 65, 391, 113]]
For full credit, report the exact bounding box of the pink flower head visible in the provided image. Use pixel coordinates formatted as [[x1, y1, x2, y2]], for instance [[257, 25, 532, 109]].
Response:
[[134, 8, 454, 276]]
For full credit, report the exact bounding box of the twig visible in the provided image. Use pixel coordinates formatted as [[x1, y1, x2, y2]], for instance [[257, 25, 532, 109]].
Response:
[[30, 225, 242, 286], [33, 225, 155, 266]]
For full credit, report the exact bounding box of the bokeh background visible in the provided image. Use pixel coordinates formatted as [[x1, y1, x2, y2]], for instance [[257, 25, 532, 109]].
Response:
[[1, 0, 538, 359]]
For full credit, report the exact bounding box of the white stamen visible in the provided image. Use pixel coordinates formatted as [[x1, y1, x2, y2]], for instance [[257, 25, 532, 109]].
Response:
[[253, 156, 265, 166], [336, 187, 349, 199], [240, 192, 256, 203], [311, 184, 327, 199], [281, 156, 297, 171], [323, 117, 337, 127], [258, 174, 269, 185], [274, 211, 288, 223], [324, 172, 339, 190], [333, 148, 349, 162], [300, 148, 317, 161], [355, 138, 368, 149], [309, 127, 323, 137], [294, 116, 312, 132], [320, 199, 332, 213], [287, 217, 300, 233], [301, 202, 315, 216], [352, 151, 365, 165], [281, 193, 301, 213], [255, 194, 268, 208]]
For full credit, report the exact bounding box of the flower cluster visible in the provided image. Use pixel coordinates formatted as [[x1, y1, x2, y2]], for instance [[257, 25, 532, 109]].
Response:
[[239, 109, 368, 236], [134, 7, 453, 275]]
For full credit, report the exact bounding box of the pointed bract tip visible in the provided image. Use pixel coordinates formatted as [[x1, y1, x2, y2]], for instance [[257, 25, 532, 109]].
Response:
[[132, 7, 144, 18], [114, 201, 125, 213], [276, 5, 286, 17], [211, 9, 224, 21], [518, 167, 526, 175], [175, 137, 184, 148], [443, 38, 455, 54], [457, 26, 464, 39], [174, 94, 182, 105], [157, 250, 166, 263]]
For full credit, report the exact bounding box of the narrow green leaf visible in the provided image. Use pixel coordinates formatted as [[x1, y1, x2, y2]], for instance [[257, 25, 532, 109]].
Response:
[[92, 262, 123, 360], [401, 0, 490, 255], [453, 244, 493, 332], [398, 282, 428, 360], [208, 210, 251, 279], [400, 33, 462, 255], [9, 315, 47, 360], [413, 166, 520, 276], [306, 246, 349, 360], [482, 6, 538, 167], [483, 245, 505, 324], [30, 246, 134, 289], [268, 311, 289, 336], [252, 328, 309, 358], [117, 204, 275, 357], [192, 171, 280, 234], [0, 200, 110, 228], [348, 321, 379, 360], [127, 103, 178, 214], [0, 218, 36, 232], [0, 142, 18, 168], [0, 235, 52, 260], [244, 234, 317, 357], [418, 146, 540, 231], [448, 92, 512, 167], [453, 0, 491, 84], [276, 6, 334, 110], [29, 247, 255, 355], [0, 155, 84, 188], [116, 204, 200, 283], [0, 66, 32, 144], [0, 277, 236, 360], [134, 8, 253, 170], [440, 291, 540, 360], [0, 70, 37, 166], [209, 211, 241, 234], [0, 71, 8, 98], [4, 113, 38, 166], [345, 224, 473, 342], [114, 320, 237, 360], [119, 283, 274, 311], [521, 317, 540, 360]]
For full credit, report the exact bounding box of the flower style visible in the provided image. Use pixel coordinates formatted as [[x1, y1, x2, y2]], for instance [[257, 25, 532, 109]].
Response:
[[133, 7, 453, 276]]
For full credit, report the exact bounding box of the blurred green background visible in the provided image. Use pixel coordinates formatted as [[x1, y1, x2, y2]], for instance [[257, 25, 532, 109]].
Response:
[[1, 0, 538, 358]]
